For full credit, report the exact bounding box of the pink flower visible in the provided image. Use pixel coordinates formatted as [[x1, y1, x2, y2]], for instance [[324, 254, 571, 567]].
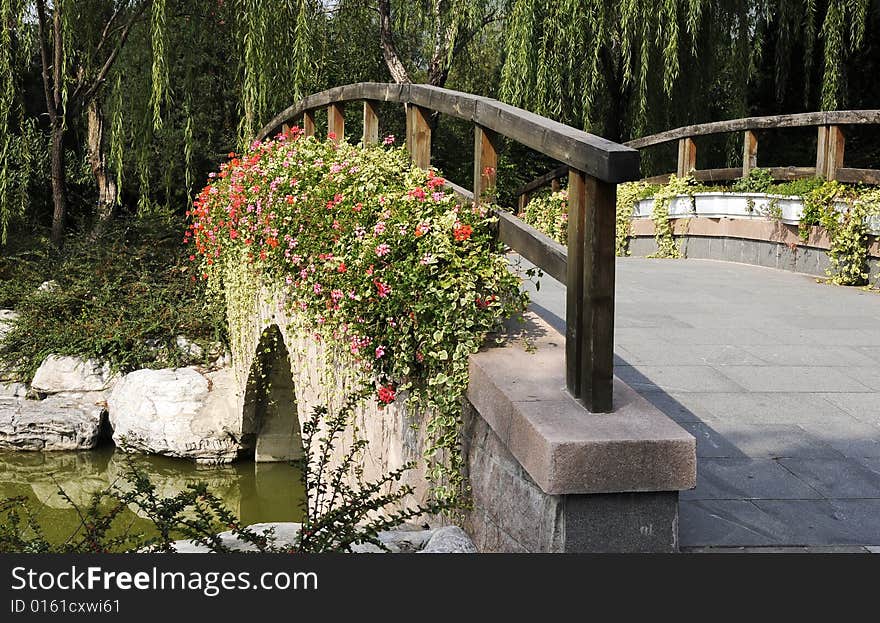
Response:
[[383, 135, 395, 145], [375, 346, 385, 359], [375, 243, 391, 257], [374, 221, 386, 235], [374, 280, 391, 298], [313, 283, 323, 294]]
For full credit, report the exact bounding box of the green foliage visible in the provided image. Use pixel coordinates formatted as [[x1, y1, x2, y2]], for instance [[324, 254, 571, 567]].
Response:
[[732, 167, 775, 194], [518, 180, 656, 257], [648, 174, 700, 258], [616, 181, 656, 256], [499, 1, 876, 141], [0, 217, 226, 381], [190, 133, 527, 506], [521, 190, 568, 244]]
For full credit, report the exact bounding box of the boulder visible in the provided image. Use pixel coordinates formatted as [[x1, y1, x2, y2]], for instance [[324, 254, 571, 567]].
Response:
[[0, 393, 107, 451], [108, 367, 242, 463], [0, 309, 18, 339], [31, 355, 118, 394], [164, 522, 303, 553], [418, 526, 477, 553], [0, 382, 27, 399], [175, 336, 204, 359]]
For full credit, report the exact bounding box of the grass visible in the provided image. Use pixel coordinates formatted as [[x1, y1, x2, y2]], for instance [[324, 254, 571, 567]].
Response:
[[0, 217, 227, 382]]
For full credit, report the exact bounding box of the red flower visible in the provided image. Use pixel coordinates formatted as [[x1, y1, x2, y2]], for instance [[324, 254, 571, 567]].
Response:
[[377, 384, 396, 404], [453, 222, 472, 242]]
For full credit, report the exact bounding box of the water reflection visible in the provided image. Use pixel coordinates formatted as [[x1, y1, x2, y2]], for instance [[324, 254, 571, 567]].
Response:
[[0, 447, 305, 543]]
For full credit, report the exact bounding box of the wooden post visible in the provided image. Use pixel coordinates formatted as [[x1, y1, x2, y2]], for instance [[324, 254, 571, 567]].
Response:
[[816, 125, 845, 180], [303, 110, 315, 138], [406, 104, 432, 169], [281, 122, 290, 136], [743, 130, 758, 177], [677, 137, 696, 177], [517, 193, 529, 215], [566, 168, 615, 413], [363, 100, 379, 146], [473, 125, 499, 205], [327, 103, 345, 142]]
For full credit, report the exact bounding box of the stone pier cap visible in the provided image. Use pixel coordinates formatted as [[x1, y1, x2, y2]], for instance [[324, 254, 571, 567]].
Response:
[[467, 311, 696, 496]]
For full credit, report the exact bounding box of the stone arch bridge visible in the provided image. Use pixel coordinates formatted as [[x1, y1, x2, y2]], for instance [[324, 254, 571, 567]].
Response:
[[223, 84, 880, 553]]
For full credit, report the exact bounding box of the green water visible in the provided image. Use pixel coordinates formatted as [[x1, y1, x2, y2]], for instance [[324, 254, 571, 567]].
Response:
[[0, 447, 305, 545]]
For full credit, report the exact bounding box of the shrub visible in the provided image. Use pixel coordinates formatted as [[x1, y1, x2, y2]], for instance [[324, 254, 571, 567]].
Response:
[[187, 129, 527, 505], [0, 217, 225, 381]]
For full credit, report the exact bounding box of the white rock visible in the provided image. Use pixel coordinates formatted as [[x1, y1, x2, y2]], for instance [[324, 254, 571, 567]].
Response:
[[175, 336, 204, 359], [0, 309, 18, 339], [108, 367, 242, 463], [31, 355, 118, 394], [164, 522, 302, 553], [0, 382, 27, 399], [0, 393, 107, 451], [37, 280, 59, 293], [418, 526, 477, 553]]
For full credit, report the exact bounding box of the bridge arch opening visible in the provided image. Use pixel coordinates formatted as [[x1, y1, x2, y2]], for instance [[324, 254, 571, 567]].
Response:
[[242, 325, 303, 463]]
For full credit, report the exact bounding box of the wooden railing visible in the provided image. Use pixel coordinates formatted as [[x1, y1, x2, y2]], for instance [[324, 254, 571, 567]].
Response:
[[256, 82, 641, 413], [515, 110, 880, 210]]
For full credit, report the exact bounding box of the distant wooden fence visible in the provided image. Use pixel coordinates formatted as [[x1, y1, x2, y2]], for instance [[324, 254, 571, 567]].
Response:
[[515, 110, 880, 211], [257, 82, 640, 413]]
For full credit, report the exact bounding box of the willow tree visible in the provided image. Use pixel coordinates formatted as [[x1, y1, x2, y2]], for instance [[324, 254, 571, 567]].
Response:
[[0, 0, 325, 244], [499, 0, 877, 142], [370, 0, 502, 87]]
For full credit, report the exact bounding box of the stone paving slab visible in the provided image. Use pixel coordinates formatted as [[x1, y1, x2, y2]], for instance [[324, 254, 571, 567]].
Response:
[[518, 256, 880, 550]]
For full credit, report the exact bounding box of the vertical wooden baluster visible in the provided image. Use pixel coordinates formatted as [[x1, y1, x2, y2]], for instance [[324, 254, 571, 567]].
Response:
[[281, 122, 290, 136], [303, 110, 316, 138], [827, 125, 845, 181], [566, 169, 616, 411], [327, 103, 345, 142], [518, 192, 529, 216], [743, 130, 758, 178], [566, 169, 586, 401], [473, 125, 499, 205], [406, 104, 432, 169], [363, 100, 379, 146], [677, 137, 696, 177], [575, 171, 616, 413]]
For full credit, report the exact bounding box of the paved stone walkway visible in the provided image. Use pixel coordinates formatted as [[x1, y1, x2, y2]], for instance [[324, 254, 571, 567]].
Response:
[[522, 256, 880, 551]]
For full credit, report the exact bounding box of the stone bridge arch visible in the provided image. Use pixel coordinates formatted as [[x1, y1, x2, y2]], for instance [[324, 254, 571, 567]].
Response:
[[227, 285, 432, 506], [241, 325, 302, 463]]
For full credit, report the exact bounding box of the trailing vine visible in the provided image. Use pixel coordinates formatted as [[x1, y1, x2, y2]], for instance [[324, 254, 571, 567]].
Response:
[[615, 181, 654, 256], [648, 174, 698, 258], [188, 131, 527, 507]]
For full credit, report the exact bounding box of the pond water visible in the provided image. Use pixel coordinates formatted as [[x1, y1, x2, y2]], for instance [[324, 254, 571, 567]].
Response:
[[0, 447, 305, 545]]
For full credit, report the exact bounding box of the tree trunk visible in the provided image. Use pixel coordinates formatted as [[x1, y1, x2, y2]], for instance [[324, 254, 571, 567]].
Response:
[[87, 98, 117, 238], [49, 120, 66, 245]]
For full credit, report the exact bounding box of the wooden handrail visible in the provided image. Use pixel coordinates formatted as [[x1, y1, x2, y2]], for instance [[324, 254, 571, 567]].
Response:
[[257, 82, 641, 413], [515, 109, 880, 205], [626, 110, 880, 149]]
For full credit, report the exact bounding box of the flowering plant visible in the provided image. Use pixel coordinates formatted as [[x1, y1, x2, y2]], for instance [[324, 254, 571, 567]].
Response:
[[187, 128, 527, 504]]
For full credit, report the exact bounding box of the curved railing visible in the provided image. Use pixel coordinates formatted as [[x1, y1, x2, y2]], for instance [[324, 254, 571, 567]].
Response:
[[257, 82, 641, 413], [515, 110, 880, 210]]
